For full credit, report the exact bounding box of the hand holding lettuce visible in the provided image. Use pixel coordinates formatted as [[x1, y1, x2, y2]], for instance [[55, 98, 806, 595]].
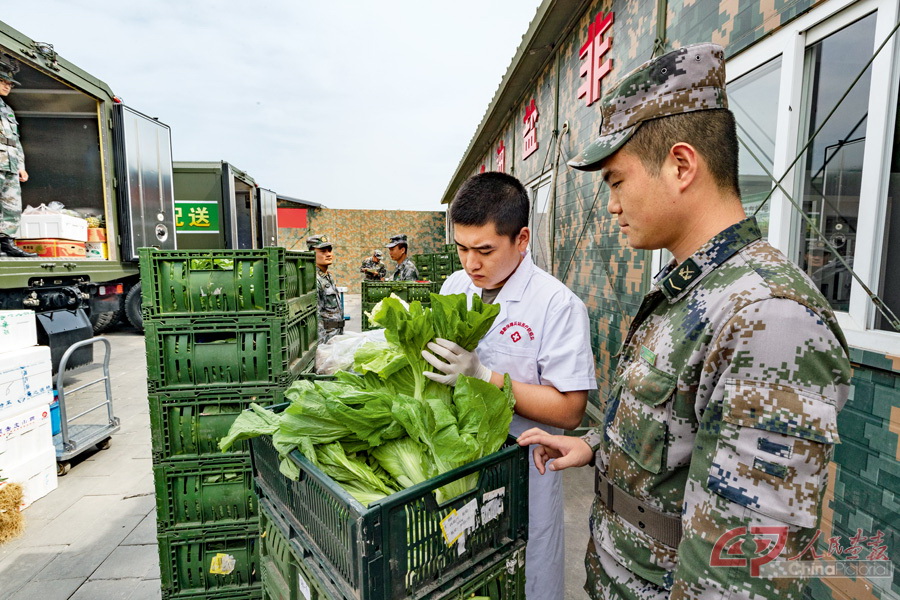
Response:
[[221, 293, 514, 506]]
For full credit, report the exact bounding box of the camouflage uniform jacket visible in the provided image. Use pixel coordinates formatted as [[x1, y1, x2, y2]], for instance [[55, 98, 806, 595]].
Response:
[[316, 268, 344, 343], [391, 257, 419, 281], [582, 218, 850, 600], [360, 257, 387, 280], [0, 98, 24, 175]]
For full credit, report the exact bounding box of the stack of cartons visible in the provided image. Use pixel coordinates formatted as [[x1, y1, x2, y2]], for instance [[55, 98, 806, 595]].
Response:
[[17, 211, 89, 258], [139, 248, 318, 600], [0, 310, 57, 509]]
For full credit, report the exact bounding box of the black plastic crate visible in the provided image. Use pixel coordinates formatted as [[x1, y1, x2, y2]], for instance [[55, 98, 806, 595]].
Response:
[[145, 312, 313, 392], [248, 417, 529, 600], [157, 524, 261, 599], [139, 247, 316, 320], [150, 389, 287, 463], [154, 458, 258, 531]]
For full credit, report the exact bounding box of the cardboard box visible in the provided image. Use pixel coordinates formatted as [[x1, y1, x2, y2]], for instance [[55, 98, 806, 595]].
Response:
[[0, 310, 37, 351], [17, 239, 86, 259], [85, 242, 108, 260], [1, 448, 57, 509], [0, 346, 53, 420], [87, 227, 107, 242], [19, 213, 88, 242], [0, 403, 53, 469]]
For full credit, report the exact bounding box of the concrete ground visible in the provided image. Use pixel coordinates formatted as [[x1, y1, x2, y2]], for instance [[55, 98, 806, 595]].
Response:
[[0, 294, 594, 599]]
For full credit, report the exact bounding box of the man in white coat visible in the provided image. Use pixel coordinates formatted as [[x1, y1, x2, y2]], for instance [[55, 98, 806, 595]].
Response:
[[422, 171, 597, 600]]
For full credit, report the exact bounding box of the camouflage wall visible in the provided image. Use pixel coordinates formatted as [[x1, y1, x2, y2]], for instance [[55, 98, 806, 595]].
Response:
[[278, 208, 446, 294], [444, 0, 900, 597]]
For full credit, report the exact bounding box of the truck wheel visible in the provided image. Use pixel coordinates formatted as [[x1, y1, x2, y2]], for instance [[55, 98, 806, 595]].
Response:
[[90, 309, 120, 334], [124, 283, 144, 332]]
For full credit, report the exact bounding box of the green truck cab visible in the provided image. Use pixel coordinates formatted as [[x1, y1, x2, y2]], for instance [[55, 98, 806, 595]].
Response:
[[0, 20, 175, 370]]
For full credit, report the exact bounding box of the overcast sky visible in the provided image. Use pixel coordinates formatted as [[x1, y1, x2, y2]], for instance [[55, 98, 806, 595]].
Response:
[[8, 1, 543, 211]]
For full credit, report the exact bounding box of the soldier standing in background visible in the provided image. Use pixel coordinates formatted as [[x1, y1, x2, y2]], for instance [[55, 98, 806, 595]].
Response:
[[518, 44, 850, 600], [0, 55, 35, 258], [386, 234, 419, 281], [307, 235, 344, 344], [360, 249, 387, 281]]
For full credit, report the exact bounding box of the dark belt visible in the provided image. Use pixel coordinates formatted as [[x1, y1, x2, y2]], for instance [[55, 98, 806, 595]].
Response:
[[322, 317, 345, 329], [0, 135, 15, 146], [595, 470, 683, 548]]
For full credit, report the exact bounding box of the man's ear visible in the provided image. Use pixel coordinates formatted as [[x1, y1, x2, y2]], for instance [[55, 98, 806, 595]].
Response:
[[669, 142, 699, 192], [516, 226, 531, 252]]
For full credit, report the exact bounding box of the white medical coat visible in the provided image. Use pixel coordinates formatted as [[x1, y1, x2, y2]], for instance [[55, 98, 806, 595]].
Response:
[[441, 252, 596, 600]]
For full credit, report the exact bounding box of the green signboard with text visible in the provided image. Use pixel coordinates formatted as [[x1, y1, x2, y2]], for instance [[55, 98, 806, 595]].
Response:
[[175, 200, 220, 233]]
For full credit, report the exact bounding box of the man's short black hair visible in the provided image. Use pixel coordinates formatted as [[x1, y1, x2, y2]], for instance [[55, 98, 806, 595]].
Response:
[[450, 172, 529, 240]]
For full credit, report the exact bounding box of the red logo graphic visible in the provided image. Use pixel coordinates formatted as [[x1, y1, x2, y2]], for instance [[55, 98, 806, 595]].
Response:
[[498, 321, 535, 341], [510, 331, 522, 343]]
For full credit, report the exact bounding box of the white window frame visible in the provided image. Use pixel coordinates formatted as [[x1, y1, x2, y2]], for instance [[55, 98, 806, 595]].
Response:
[[660, 0, 900, 353], [526, 170, 554, 270]]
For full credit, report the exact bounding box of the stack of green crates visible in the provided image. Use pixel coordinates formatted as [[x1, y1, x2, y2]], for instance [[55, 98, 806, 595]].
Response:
[[360, 280, 434, 330], [412, 247, 462, 295], [140, 247, 319, 600]]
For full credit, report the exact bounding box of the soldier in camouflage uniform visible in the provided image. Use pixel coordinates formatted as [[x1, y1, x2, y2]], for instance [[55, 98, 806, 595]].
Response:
[[386, 234, 419, 281], [360, 249, 387, 281], [518, 44, 851, 600], [0, 56, 35, 258], [307, 235, 344, 344]]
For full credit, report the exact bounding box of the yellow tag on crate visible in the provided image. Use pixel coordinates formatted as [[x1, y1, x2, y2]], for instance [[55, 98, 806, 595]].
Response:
[[209, 553, 236, 575]]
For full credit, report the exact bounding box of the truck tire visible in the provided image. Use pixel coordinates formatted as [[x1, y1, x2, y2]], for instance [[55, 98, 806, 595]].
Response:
[[124, 283, 144, 332], [90, 309, 120, 334]]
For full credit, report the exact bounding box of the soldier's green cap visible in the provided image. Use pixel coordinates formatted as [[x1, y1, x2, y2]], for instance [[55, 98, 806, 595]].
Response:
[[385, 234, 408, 248], [569, 43, 728, 172], [306, 234, 333, 250], [373, 249, 384, 258]]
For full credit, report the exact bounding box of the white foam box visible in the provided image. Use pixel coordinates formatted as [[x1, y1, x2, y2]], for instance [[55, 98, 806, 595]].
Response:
[[0, 403, 54, 469], [1, 447, 57, 509], [0, 310, 37, 352], [18, 212, 88, 242], [0, 346, 53, 420]]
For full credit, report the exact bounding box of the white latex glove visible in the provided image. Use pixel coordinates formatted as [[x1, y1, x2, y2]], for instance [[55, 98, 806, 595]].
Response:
[[421, 338, 492, 385]]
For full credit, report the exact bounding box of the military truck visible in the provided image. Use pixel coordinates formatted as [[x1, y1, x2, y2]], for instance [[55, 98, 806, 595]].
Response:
[[0, 20, 176, 371]]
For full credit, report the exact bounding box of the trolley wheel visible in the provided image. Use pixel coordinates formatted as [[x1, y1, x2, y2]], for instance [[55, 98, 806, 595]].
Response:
[[57, 461, 71, 476], [97, 437, 112, 450]]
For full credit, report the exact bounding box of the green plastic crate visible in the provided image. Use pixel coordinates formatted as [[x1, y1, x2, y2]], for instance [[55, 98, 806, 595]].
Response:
[[248, 407, 529, 600], [361, 281, 433, 303], [150, 389, 287, 463], [158, 524, 261, 599], [145, 312, 313, 392], [259, 494, 526, 600], [139, 248, 316, 320], [154, 458, 258, 531]]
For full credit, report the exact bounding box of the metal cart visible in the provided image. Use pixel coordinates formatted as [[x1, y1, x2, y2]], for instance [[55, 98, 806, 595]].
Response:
[[53, 337, 121, 475]]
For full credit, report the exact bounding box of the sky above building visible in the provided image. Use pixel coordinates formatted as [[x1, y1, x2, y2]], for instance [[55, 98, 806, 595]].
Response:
[[8, 1, 543, 211]]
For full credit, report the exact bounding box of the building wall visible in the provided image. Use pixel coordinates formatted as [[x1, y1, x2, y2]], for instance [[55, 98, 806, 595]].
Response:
[[445, 1, 900, 598], [278, 208, 446, 293]]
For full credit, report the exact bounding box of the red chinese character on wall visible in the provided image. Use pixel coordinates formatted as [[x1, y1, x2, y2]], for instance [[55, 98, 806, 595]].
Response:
[[523, 99, 539, 159], [578, 12, 614, 107], [496, 140, 506, 173], [480, 164, 486, 173]]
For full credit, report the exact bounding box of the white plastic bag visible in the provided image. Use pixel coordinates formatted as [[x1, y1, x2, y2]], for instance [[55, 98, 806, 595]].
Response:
[[315, 329, 387, 375]]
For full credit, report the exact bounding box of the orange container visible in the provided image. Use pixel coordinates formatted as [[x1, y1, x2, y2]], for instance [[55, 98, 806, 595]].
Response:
[[87, 228, 107, 242], [17, 239, 86, 258]]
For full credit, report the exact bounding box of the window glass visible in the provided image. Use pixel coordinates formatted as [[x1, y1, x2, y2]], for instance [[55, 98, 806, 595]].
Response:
[[796, 12, 876, 312], [529, 177, 552, 271], [727, 56, 782, 236], [877, 76, 900, 332]]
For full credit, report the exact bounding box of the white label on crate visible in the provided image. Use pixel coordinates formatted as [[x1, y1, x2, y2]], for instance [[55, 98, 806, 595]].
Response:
[[440, 499, 478, 546], [481, 487, 505, 525], [298, 571, 311, 600]]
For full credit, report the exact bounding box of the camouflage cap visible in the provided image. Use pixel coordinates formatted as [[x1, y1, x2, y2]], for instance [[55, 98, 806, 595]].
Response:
[[373, 249, 384, 258], [306, 234, 333, 250], [569, 43, 728, 172], [385, 234, 408, 248], [0, 54, 21, 86]]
